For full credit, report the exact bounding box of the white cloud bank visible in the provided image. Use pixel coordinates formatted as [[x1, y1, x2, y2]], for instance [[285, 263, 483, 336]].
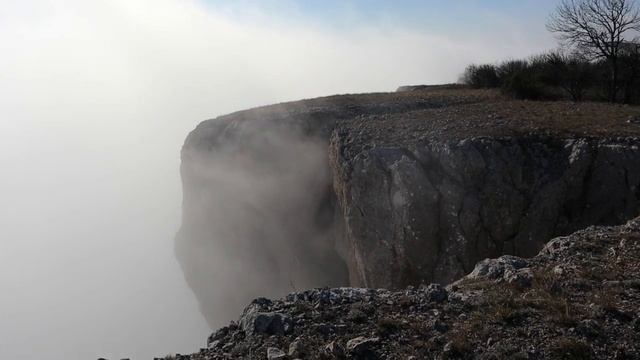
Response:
[[0, 0, 555, 358]]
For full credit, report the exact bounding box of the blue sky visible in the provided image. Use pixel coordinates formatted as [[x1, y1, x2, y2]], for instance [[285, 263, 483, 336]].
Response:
[[203, 0, 560, 35]]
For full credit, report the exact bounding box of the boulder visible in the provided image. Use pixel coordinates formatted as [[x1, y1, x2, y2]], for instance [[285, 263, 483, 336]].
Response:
[[240, 300, 293, 336]]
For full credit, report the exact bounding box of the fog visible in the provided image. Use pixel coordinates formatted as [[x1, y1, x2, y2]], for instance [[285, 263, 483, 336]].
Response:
[[177, 113, 351, 329], [0, 0, 555, 359]]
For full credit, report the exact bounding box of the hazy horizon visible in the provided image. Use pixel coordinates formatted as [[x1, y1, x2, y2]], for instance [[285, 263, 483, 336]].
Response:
[[0, 0, 558, 358]]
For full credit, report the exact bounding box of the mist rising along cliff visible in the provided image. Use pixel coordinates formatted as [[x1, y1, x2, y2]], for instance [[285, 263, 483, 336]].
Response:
[[175, 88, 640, 328]]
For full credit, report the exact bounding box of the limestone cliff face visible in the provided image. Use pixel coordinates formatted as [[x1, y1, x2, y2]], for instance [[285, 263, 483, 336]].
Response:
[[330, 135, 640, 289], [176, 89, 640, 327]]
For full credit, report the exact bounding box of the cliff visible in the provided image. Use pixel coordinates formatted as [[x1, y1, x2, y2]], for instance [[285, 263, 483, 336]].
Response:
[[175, 88, 640, 329]]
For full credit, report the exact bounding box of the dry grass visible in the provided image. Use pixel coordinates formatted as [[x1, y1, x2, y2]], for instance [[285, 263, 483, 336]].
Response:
[[461, 268, 578, 328], [376, 317, 404, 336], [443, 332, 473, 359], [550, 337, 592, 360]]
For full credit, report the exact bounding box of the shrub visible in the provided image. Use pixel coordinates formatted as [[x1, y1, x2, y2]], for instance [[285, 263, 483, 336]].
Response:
[[502, 69, 546, 100], [619, 43, 640, 104], [462, 64, 501, 88], [496, 59, 530, 83], [540, 51, 596, 101], [460, 42, 640, 104], [496, 59, 549, 100]]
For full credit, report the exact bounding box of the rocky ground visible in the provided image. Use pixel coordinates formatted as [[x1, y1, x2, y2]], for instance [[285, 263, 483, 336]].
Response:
[[163, 216, 640, 360]]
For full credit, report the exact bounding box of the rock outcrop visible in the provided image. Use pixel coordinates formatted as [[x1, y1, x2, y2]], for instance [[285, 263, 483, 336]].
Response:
[[330, 132, 640, 288], [166, 216, 640, 359], [176, 88, 640, 327]]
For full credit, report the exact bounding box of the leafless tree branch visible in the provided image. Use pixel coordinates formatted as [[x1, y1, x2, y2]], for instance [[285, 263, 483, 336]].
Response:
[[547, 0, 640, 101]]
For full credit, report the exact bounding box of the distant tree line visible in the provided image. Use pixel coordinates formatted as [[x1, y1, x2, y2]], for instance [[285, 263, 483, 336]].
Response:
[[461, 0, 640, 104]]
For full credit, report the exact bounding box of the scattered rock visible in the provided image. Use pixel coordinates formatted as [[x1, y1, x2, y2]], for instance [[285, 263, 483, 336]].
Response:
[[346, 337, 379, 359], [442, 340, 470, 358], [633, 317, 640, 332], [347, 308, 367, 323], [423, 283, 448, 303], [321, 341, 345, 359], [432, 319, 449, 333], [206, 326, 228, 347], [505, 267, 534, 288], [463, 255, 533, 288], [576, 319, 602, 338], [240, 301, 293, 336], [288, 337, 306, 358], [267, 347, 287, 360]]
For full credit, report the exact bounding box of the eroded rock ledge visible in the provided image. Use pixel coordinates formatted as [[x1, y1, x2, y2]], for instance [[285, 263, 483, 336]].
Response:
[[169, 216, 640, 359], [176, 88, 640, 327]]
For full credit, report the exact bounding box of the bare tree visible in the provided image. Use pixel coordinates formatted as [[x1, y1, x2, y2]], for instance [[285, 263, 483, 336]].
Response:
[[547, 0, 640, 102]]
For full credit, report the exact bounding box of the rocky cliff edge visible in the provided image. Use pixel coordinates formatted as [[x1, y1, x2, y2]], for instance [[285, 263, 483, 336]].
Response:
[[176, 88, 640, 329]]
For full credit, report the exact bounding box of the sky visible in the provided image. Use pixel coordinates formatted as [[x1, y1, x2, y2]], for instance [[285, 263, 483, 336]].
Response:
[[0, 0, 560, 359]]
